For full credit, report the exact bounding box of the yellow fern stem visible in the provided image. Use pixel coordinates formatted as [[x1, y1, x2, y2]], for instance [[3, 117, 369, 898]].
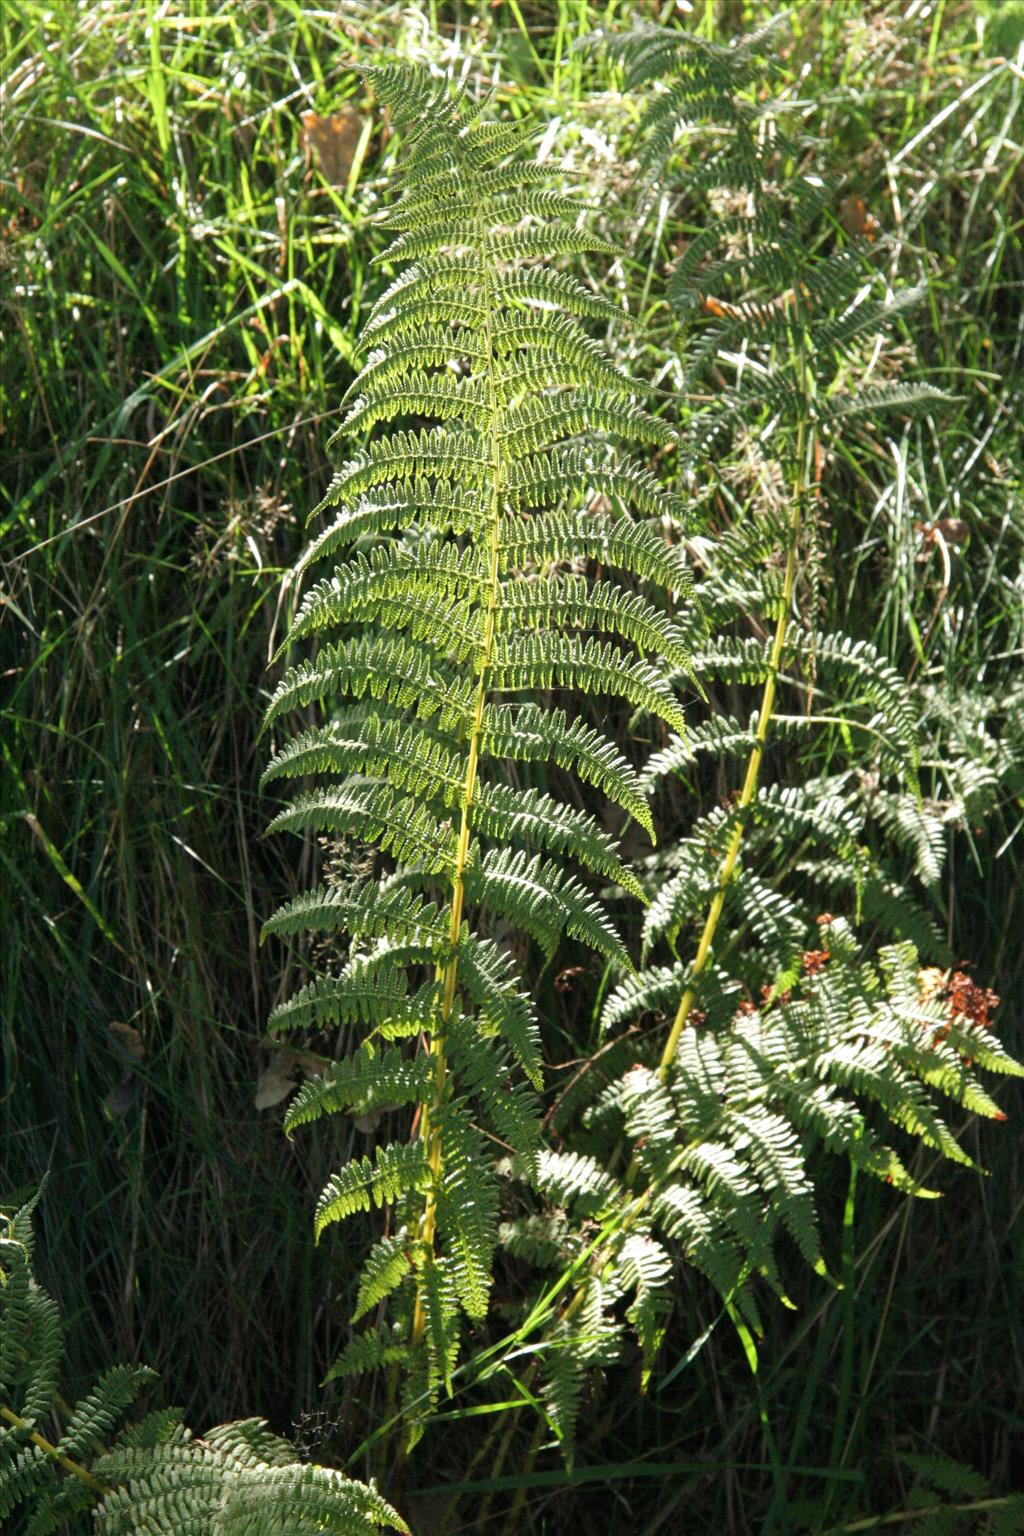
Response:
[[654, 426, 814, 1086], [410, 237, 504, 1351], [0, 1404, 106, 1493]]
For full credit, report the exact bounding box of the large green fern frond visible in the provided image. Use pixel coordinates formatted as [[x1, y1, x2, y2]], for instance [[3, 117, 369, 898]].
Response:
[[514, 922, 1020, 1451], [261, 63, 694, 1437], [506, 17, 1012, 1456]]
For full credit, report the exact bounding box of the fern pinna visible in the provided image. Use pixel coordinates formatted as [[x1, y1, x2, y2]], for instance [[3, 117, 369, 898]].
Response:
[[261, 65, 691, 1436], [495, 22, 1024, 1455]]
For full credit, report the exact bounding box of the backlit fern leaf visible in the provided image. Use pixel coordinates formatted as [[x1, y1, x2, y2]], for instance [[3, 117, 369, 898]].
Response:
[[512, 15, 1011, 1448], [283, 1049, 433, 1137], [262, 62, 695, 1426], [314, 1143, 433, 1240], [520, 921, 1019, 1439], [472, 847, 629, 967], [473, 781, 644, 898], [96, 1421, 406, 1536], [324, 1326, 408, 1384], [501, 509, 692, 592], [352, 1235, 414, 1324], [482, 702, 654, 834], [56, 1367, 158, 1462], [268, 970, 436, 1040]]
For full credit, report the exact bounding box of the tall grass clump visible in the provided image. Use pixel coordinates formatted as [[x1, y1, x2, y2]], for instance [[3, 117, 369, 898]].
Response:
[[0, 0, 403, 1431]]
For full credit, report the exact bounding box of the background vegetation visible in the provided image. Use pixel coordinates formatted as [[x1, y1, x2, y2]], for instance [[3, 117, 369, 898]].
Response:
[[2, 1, 1021, 1531]]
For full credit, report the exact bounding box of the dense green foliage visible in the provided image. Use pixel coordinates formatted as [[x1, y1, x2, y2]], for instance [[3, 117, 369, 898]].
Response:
[[2, 3, 1021, 1533], [349, 29, 1021, 1472]]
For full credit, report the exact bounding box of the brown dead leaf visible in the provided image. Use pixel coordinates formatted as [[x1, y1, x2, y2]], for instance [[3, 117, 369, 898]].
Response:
[[301, 106, 364, 187], [839, 194, 879, 241], [108, 1020, 145, 1060], [255, 1051, 301, 1111]]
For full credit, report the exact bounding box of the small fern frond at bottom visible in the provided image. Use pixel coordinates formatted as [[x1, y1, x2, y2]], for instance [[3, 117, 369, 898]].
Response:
[[94, 1419, 409, 1536], [325, 1325, 409, 1385], [1, 1195, 407, 1535], [794, 1452, 1024, 1536]]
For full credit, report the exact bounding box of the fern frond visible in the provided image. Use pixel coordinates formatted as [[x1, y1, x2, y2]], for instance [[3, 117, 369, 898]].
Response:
[[695, 626, 918, 761], [56, 1367, 159, 1461], [453, 932, 543, 1087], [482, 702, 654, 835], [471, 847, 630, 967], [296, 484, 487, 571], [261, 883, 447, 951], [262, 716, 465, 817], [324, 1325, 408, 1383], [529, 1149, 620, 1219], [342, 373, 491, 439], [351, 1234, 414, 1324], [267, 970, 432, 1039], [407, 1258, 460, 1407], [827, 381, 949, 425], [492, 632, 686, 733], [264, 633, 475, 736], [445, 1016, 541, 1155], [488, 225, 620, 264], [436, 1104, 499, 1318], [267, 783, 455, 874], [501, 509, 692, 592], [613, 1232, 673, 1387], [493, 266, 628, 323], [507, 445, 684, 523], [498, 574, 692, 673], [264, 62, 691, 1412], [601, 962, 687, 1035], [500, 391, 673, 456], [362, 260, 486, 336], [324, 426, 490, 507], [555, 917, 1018, 1394], [472, 780, 645, 899], [499, 1212, 576, 1269], [2, 1201, 405, 1535], [96, 1421, 409, 1534]]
